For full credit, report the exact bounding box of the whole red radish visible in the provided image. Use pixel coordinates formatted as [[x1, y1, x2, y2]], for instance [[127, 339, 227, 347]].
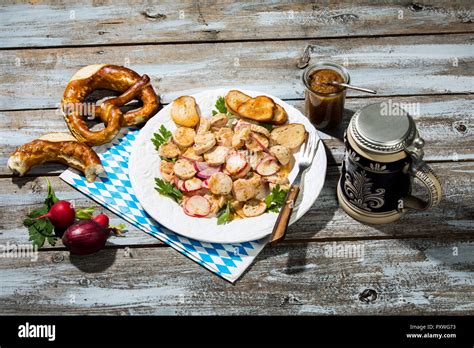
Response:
[[92, 214, 109, 228], [62, 220, 110, 255], [35, 200, 75, 230]]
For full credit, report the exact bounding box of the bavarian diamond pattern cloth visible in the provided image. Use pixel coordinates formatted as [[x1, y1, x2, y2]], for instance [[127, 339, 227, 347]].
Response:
[[59, 128, 267, 282]]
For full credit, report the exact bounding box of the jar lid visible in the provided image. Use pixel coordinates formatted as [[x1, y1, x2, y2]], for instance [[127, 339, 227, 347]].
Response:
[[349, 102, 418, 154]]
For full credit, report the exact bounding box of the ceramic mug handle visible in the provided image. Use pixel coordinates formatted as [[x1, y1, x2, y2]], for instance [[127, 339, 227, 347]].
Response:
[[403, 162, 442, 210]]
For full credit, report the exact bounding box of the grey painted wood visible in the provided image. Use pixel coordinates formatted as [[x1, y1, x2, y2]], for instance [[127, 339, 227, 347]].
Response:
[[0, 1, 472, 48], [1, 162, 472, 249], [0, 34, 472, 110], [0, 1, 473, 316], [0, 239, 472, 314], [1, 95, 472, 175]]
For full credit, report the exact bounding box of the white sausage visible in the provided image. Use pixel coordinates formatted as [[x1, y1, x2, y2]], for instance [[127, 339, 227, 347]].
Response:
[[160, 160, 175, 183], [193, 132, 216, 155], [173, 158, 196, 179], [196, 117, 211, 135], [242, 199, 267, 217], [158, 141, 181, 158], [210, 113, 228, 130], [208, 172, 233, 195], [173, 127, 196, 148], [232, 179, 257, 202], [216, 127, 233, 147], [270, 145, 291, 165], [204, 146, 231, 166]]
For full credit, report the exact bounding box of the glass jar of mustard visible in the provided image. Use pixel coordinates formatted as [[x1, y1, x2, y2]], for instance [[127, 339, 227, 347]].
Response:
[[302, 62, 350, 130]]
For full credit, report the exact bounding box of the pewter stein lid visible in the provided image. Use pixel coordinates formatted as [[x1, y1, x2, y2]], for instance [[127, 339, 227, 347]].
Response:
[[349, 102, 422, 156]]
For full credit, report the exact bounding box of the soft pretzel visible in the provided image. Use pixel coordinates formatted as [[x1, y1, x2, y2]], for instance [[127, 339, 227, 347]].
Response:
[[62, 64, 159, 146], [8, 133, 104, 182]]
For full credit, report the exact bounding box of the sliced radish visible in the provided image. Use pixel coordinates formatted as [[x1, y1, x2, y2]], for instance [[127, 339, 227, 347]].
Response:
[[202, 179, 210, 189], [176, 179, 186, 191], [183, 195, 211, 217], [184, 177, 202, 192], [226, 153, 248, 175], [196, 165, 222, 179], [232, 162, 250, 178], [193, 161, 209, 172], [180, 155, 197, 162], [251, 133, 270, 153], [234, 119, 251, 131], [256, 156, 280, 176]]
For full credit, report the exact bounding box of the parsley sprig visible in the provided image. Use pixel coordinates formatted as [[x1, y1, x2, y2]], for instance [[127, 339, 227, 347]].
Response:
[[259, 122, 274, 132], [151, 125, 172, 150], [154, 178, 183, 202], [212, 96, 227, 116], [217, 201, 233, 225], [212, 96, 236, 120], [23, 178, 59, 248], [160, 156, 177, 163], [265, 184, 289, 213]]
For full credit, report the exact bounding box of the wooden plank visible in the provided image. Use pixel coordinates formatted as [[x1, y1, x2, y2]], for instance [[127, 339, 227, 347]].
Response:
[[0, 239, 472, 314], [1, 161, 472, 248], [0, 34, 472, 110], [0, 1, 472, 48], [0, 175, 160, 248], [1, 95, 472, 175]]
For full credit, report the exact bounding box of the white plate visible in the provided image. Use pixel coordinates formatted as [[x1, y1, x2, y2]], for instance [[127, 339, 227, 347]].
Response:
[[129, 88, 326, 243]]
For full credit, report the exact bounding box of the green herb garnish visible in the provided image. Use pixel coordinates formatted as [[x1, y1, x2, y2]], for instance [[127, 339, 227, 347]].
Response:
[[23, 178, 58, 248], [160, 156, 178, 163], [217, 201, 233, 225], [213, 96, 227, 115], [154, 178, 183, 202], [109, 223, 127, 237], [265, 184, 288, 213], [259, 122, 274, 132], [212, 96, 237, 120], [151, 125, 172, 150], [75, 207, 95, 220], [111, 223, 126, 230]]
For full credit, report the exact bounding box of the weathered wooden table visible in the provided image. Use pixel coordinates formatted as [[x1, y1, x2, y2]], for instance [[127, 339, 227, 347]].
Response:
[[0, 1, 472, 315]]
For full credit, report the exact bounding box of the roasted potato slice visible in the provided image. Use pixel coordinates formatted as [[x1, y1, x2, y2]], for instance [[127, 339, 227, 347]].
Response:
[[236, 96, 275, 122], [272, 104, 288, 125], [171, 96, 200, 127], [270, 124, 307, 152], [225, 90, 251, 114]]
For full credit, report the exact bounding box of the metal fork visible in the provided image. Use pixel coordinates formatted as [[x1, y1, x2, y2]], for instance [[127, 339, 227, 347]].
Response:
[[269, 134, 320, 246]]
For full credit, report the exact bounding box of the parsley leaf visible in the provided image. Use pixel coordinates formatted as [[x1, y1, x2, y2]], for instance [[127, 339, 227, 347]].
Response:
[[151, 125, 172, 150], [265, 184, 288, 213], [259, 122, 274, 132], [217, 201, 233, 225], [23, 178, 58, 248], [160, 156, 178, 163], [212, 96, 237, 120], [24, 206, 54, 248], [154, 178, 183, 202], [214, 96, 227, 114]]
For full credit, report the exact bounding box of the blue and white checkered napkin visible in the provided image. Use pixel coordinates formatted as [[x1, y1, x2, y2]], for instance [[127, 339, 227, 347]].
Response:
[[59, 128, 267, 282]]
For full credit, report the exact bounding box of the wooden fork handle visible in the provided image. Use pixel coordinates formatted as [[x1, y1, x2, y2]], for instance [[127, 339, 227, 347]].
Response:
[[269, 184, 300, 246]]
